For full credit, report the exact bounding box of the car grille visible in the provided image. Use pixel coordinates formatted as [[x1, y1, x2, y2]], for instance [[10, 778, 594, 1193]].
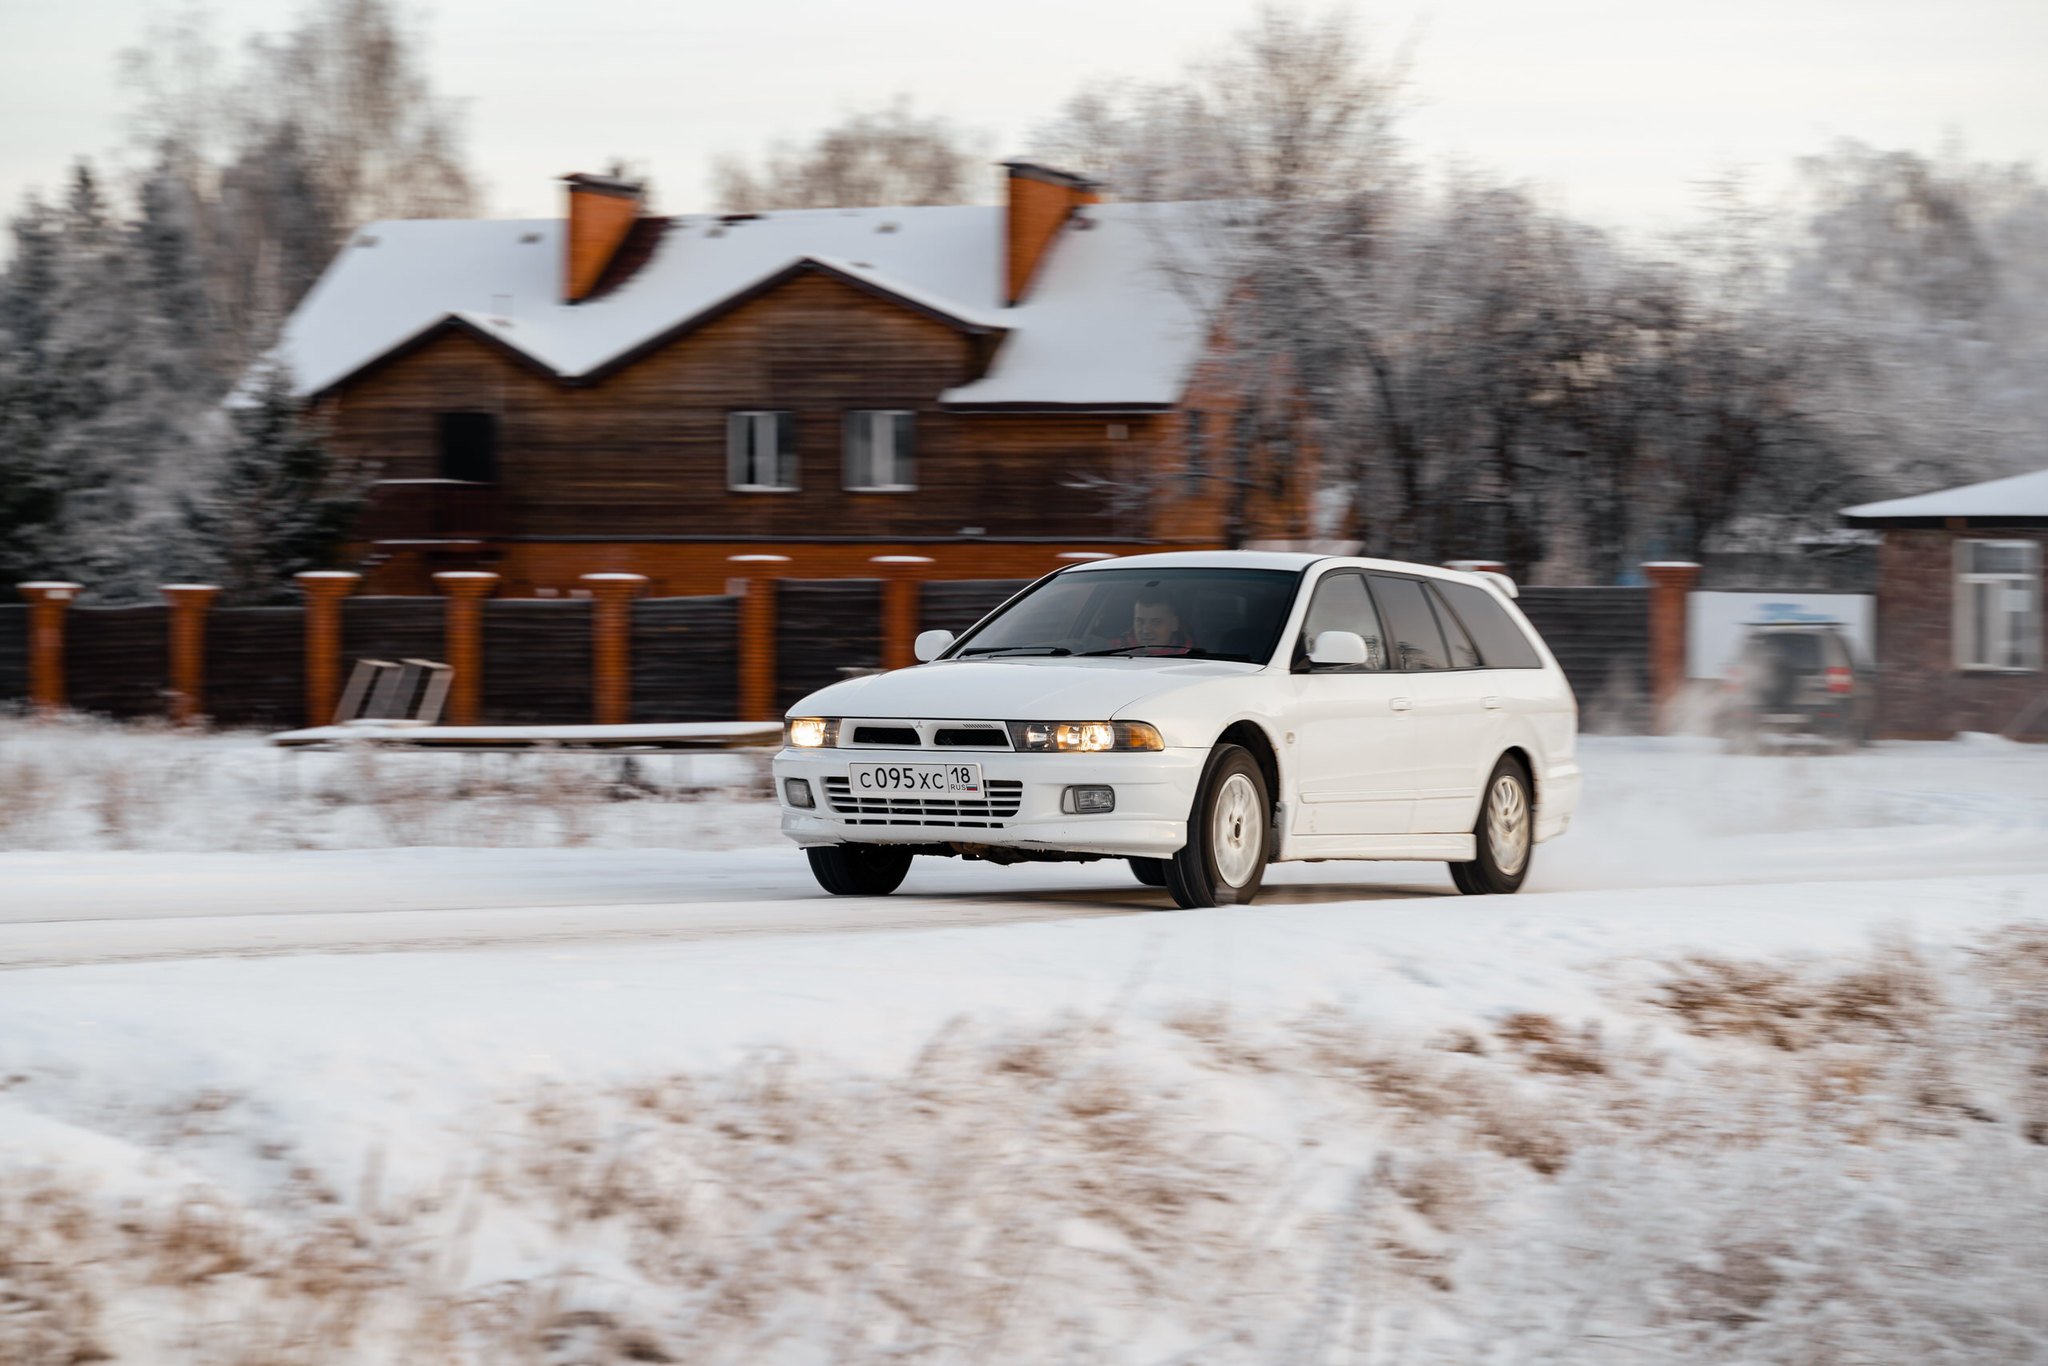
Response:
[[823, 777, 1024, 827]]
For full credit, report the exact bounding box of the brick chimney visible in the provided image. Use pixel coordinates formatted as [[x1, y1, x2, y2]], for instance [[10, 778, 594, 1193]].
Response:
[[561, 171, 646, 303], [1002, 161, 1099, 305]]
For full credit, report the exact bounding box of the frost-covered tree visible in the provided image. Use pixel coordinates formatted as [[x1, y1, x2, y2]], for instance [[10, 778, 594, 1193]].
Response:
[[183, 363, 364, 604], [122, 0, 479, 375], [0, 163, 218, 596], [713, 98, 990, 211], [1785, 142, 2048, 491]]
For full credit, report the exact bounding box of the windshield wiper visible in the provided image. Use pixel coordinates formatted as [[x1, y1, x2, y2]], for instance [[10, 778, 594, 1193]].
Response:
[[1079, 645, 1217, 658], [956, 645, 1073, 657]]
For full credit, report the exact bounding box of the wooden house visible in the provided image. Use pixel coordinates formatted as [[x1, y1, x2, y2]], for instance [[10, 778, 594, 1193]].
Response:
[[278, 164, 1313, 596]]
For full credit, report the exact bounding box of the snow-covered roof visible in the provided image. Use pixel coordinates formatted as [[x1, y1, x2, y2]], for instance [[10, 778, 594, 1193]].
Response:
[[276, 202, 1222, 408], [1842, 467, 2048, 524]]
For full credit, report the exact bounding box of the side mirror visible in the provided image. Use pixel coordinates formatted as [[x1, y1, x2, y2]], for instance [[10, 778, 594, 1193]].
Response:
[[913, 629, 954, 663], [1308, 630, 1369, 666]]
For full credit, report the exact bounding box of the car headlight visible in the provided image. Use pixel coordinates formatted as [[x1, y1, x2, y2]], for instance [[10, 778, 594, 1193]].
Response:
[[785, 717, 839, 748], [1006, 721, 1164, 752]]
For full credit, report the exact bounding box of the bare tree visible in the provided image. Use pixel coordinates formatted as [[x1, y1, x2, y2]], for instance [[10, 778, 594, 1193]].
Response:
[[712, 99, 990, 212]]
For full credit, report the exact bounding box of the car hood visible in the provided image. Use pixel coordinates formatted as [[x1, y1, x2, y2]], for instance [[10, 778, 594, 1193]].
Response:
[[788, 656, 1262, 722]]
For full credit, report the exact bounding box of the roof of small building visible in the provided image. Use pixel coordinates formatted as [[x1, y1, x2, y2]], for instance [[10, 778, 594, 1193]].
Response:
[[1842, 467, 2048, 527], [275, 201, 1224, 408]]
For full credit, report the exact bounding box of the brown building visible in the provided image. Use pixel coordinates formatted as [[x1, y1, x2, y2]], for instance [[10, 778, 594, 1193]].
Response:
[[278, 164, 1312, 596], [1843, 469, 2047, 739]]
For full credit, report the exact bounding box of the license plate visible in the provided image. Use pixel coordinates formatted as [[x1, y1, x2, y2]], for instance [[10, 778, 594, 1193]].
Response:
[[847, 762, 983, 795]]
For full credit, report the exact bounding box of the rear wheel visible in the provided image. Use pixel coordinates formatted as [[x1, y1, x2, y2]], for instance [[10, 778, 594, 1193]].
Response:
[[1164, 744, 1270, 908], [807, 844, 913, 896], [1127, 857, 1169, 887], [1449, 756, 1533, 896]]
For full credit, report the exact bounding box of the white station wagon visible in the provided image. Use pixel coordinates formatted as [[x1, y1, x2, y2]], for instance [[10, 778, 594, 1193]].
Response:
[[774, 551, 1580, 906]]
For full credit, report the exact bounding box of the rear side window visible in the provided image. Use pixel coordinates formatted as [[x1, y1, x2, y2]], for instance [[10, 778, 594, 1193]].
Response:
[[1435, 581, 1543, 669], [1366, 575, 1448, 670], [1426, 584, 1482, 667]]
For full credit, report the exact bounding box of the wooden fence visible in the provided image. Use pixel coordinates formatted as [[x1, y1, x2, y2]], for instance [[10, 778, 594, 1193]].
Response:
[[5, 566, 1697, 731]]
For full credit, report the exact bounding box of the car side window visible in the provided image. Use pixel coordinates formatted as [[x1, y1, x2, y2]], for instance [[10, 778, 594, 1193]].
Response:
[[1434, 581, 1544, 669], [1297, 571, 1387, 671], [1426, 584, 1482, 667], [1366, 575, 1449, 670]]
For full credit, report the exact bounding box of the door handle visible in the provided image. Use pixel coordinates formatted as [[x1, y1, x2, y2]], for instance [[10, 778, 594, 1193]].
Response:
[[1389, 697, 1412, 712], [1481, 696, 1501, 710]]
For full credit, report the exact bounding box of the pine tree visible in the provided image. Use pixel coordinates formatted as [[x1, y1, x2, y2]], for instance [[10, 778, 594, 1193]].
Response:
[[0, 194, 66, 580], [186, 362, 364, 604]]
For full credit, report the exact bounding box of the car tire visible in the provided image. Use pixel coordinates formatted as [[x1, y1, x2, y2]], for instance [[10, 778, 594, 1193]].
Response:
[[1164, 744, 1270, 909], [1449, 755, 1533, 896], [807, 844, 914, 896], [1128, 857, 1169, 887]]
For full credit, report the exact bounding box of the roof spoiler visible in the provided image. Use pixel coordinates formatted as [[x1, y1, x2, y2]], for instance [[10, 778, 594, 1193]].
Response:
[[1443, 560, 1518, 598], [1475, 570, 1518, 599]]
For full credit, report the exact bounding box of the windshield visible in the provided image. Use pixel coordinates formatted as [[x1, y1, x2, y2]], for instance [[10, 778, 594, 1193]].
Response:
[[950, 567, 1303, 663]]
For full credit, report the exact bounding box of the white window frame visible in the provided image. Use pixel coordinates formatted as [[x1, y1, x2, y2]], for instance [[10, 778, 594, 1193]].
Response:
[[843, 410, 916, 493], [727, 410, 797, 492], [1953, 538, 2041, 672]]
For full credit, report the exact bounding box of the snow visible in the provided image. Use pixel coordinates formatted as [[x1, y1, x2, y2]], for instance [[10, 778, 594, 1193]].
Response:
[[269, 720, 782, 748], [2, 724, 2044, 1361], [1842, 463, 2048, 519], [276, 202, 1219, 408]]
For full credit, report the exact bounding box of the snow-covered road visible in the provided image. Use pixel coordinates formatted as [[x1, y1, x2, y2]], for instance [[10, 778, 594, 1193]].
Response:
[[4, 732, 2044, 968]]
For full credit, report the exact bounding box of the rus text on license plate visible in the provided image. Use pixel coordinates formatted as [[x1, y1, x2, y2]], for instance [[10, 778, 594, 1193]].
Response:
[[847, 762, 983, 795]]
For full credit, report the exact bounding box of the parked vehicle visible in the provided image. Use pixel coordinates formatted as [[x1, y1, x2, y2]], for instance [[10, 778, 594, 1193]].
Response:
[[774, 551, 1581, 906], [1716, 620, 1873, 750]]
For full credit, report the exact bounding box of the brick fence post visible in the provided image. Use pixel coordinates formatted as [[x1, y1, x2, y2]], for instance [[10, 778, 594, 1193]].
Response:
[[17, 581, 82, 715], [294, 571, 360, 725], [433, 571, 500, 725], [1642, 561, 1702, 733], [871, 555, 936, 669], [581, 573, 647, 725], [728, 555, 788, 722], [159, 584, 221, 725]]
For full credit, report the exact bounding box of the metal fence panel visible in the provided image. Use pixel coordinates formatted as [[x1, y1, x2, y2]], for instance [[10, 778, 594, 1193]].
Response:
[[341, 598, 444, 671], [1517, 586, 1651, 732], [0, 604, 25, 704], [206, 607, 305, 730], [777, 580, 882, 713], [482, 599, 591, 724], [918, 580, 1033, 638], [66, 605, 170, 718], [632, 597, 739, 722]]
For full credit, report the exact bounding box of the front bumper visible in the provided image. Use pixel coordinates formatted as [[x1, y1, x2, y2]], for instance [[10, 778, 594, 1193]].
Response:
[[772, 746, 1208, 858]]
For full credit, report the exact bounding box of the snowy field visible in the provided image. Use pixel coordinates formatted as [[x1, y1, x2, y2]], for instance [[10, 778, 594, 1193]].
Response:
[[2, 718, 2046, 1364]]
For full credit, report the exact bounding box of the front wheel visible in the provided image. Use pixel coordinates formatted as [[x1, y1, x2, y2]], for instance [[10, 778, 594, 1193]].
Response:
[[1164, 744, 1270, 908], [807, 844, 913, 896], [1449, 756, 1533, 896]]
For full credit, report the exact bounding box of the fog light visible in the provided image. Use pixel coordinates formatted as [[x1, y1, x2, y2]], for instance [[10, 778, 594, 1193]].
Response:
[[1063, 785, 1115, 814], [784, 778, 815, 809]]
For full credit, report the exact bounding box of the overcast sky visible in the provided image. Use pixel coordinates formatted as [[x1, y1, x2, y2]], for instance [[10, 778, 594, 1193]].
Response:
[[3, 0, 2045, 241]]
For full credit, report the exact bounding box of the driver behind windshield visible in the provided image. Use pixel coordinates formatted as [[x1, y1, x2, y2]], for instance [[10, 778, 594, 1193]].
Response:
[[1113, 590, 1196, 650]]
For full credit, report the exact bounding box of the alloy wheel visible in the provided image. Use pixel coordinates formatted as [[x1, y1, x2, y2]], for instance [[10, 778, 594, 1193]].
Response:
[[1485, 773, 1530, 876]]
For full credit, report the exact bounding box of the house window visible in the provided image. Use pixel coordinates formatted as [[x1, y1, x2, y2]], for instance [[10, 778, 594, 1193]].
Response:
[[1955, 539, 2041, 671], [844, 410, 915, 491], [1184, 410, 1206, 495], [728, 411, 797, 492], [437, 412, 497, 483]]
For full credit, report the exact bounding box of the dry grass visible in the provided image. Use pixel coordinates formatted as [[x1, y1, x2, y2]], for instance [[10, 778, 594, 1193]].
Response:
[[5, 929, 2048, 1364]]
